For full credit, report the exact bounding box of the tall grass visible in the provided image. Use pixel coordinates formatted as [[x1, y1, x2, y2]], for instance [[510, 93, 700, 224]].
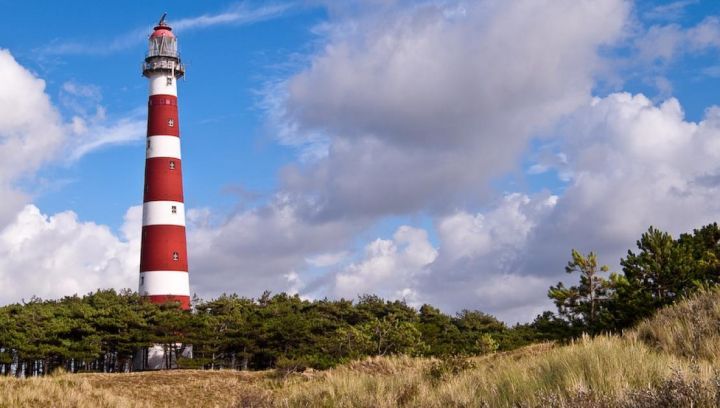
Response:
[[0, 375, 140, 407], [279, 337, 717, 407], [634, 286, 720, 363], [3, 289, 720, 407]]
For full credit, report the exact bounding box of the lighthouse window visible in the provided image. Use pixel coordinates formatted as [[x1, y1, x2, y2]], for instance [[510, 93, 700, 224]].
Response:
[[166, 77, 173, 86], [168, 119, 175, 127], [171, 205, 177, 214], [172, 252, 179, 261], [169, 161, 176, 170], [140, 276, 144, 286], [146, 140, 151, 150]]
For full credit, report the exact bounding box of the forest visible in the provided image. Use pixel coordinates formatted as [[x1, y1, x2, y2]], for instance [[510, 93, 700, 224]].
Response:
[[2, 222, 720, 377]]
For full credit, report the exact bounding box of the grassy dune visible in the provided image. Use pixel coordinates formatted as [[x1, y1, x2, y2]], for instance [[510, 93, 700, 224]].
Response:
[[3, 288, 720, 407]]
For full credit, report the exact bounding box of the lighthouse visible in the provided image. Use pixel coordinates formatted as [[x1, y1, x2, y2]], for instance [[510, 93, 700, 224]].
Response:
[[138, 14, 190, 311]]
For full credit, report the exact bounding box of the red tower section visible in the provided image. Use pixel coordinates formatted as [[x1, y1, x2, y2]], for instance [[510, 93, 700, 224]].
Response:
[[138, 17, 190, 310]]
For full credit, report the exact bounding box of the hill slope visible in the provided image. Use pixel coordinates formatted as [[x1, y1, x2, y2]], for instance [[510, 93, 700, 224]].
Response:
[[2, 288, 720, 407]]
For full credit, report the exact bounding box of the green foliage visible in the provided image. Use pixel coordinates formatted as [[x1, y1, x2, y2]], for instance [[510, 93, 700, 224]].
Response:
[[548, 249, 614, 335], [547, 223, 720, 338], [0, 290, 516, 376]]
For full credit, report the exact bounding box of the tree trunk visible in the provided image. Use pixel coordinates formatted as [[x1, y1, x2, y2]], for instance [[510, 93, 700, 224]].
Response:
[[241, 354, 249, 371]]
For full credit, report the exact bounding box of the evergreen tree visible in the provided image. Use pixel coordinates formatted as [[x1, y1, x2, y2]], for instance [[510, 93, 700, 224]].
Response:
[[548, 249, 613, 334]]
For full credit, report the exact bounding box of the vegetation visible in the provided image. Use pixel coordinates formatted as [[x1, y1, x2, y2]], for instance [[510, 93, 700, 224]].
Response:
[[2, 287, 720, 407], [0, 290, 532, 376], [546, 223, 720, 336]]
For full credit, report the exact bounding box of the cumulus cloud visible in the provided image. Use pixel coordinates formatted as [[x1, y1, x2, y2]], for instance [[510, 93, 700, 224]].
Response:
[[0, 205, 140, 305], [187, 195, 361, 299], [319, 192, 557, 322], [0, 49, 66, 226], [332, 226, 437, 301], [335, 92, 720, 323], [272, 0, 630, 219], [313, 90, 720, 323], [419, 193, 558, 322], [524, 92, 720, 278]]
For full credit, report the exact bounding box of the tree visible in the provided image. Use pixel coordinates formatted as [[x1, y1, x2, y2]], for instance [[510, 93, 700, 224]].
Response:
[[417, 305, 462, 356], [548, 249, 613, 334], [621, 227, 694, 308], [678, 223, 720, 286]]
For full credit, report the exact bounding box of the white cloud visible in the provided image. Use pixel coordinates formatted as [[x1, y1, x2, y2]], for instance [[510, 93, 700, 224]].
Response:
[[0, 205, 140, 305], [305, 251, 348, 267], [0, 50, 65, 184], [0, 49, 67, 226], [58, 80, 146, 161], [642, 0, 698, 22], [307, 91, 720, 323], [66, 109, 146, 161], [187, 194, 361, 299], [415, 92, 720, 322], [333, 226, 437, 301], [419, 193, 558, 322], [635, 16, 720, 64], [272, 0, 630, 219], [525, 92, 720, 274], [173, 3, 292, 31], [42, 3, 294, 56]]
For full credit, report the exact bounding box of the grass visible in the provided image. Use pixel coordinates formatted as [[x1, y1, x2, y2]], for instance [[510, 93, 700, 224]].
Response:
[[634, 286, 720, 363], [3, 288, 720, 407]]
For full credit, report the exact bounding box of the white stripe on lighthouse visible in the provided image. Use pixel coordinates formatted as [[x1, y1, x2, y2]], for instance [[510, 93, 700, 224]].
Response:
[[139, 271, 190, 296], [146, 135, 182, 159], [148, 73, 177, 96], [142, 201, 186, 226]]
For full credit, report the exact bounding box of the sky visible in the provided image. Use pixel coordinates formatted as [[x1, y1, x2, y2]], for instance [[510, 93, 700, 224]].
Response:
[[2, 0, 720, 322]]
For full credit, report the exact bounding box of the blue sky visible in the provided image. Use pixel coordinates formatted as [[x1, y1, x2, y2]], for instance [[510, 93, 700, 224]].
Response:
[[3, 2, 324, 228], [3, 0, 720, 322]]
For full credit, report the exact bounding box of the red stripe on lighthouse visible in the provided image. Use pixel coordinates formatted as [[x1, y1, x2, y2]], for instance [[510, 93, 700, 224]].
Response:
[[143, 157, 184, 202], [148, 295, 191, 310], [148, 95, 179, 136], [140, 225, 188, 271]]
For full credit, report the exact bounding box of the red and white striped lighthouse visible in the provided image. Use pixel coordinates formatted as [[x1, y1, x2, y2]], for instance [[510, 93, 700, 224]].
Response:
[[138, 14, 190, 310]]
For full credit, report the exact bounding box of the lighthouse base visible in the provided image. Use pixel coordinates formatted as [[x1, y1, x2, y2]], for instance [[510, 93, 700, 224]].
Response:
[[133, 344, 192, 370]]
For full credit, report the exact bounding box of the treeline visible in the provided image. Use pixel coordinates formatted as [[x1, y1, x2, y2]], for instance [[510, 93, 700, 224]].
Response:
[[2, 222, 720, 377], [545, 223, 720, 336], [0, 290, 540, 377]]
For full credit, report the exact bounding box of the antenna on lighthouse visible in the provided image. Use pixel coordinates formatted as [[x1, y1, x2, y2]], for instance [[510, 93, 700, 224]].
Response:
[[158, 12, 168, 26]]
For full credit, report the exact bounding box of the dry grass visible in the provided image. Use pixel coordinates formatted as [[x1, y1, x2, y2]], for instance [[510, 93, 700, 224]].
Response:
[[3, 289, 720, 407], [634, 286, 720, 363], [0, 374, 139, 407], [278, 337, 717, 407], [0, 370, 274, 408]]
